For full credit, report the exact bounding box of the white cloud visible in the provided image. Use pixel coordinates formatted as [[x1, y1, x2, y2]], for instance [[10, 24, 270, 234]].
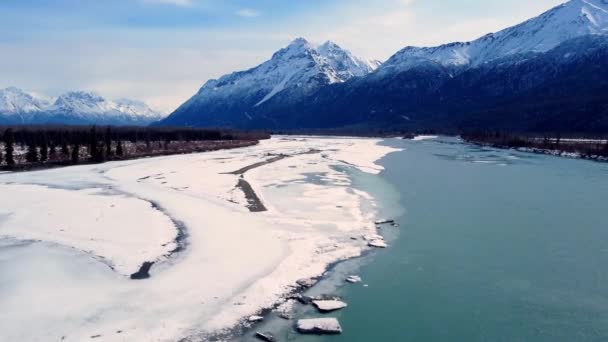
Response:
[[141, 0, 193, 7], [235, 8, 260, 18]]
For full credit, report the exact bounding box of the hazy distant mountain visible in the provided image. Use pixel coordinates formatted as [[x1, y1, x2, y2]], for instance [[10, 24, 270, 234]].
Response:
[[0, 88, 164, 126], [0, 87, 53, 124], [160, 38, 380, 127], [161, 0, 608, 132]]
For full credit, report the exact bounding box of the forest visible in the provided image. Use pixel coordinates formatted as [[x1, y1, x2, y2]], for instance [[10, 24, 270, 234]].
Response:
[[0, 125, 269, 170]]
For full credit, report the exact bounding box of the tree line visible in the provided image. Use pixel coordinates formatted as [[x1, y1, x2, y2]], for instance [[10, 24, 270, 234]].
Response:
[[462, 130, 608, 159], [0, 125, 269, 169]]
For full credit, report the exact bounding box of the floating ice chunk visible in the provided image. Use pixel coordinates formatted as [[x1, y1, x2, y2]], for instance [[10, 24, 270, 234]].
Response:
[[248, 315, 264, 323], [297, 318, 343, 334], [346, 275, 362, 283], [313, 300, 348, 313], [255, 331, 276, 341], [368, 240, 388, 248]]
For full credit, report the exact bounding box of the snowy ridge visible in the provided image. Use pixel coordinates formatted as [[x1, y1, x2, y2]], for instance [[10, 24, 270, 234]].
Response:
[[52, 91, 163, 119], [316, 41, 381, 80], [179, 38, 379, 110], [0, 87, 52, 116], [383, 0, 608, 72], [0, 87, 164, 125]]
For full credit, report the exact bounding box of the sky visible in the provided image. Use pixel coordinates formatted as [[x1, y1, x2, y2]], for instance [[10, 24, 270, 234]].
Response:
[[0, 0, 566, 113]]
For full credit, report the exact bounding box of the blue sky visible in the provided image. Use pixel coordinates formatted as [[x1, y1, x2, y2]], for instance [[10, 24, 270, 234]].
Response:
[[0, 0, 565, 112]]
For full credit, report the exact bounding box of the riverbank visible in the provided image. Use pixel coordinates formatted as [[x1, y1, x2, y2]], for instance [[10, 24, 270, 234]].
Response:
[[0, 136, 399, 341]]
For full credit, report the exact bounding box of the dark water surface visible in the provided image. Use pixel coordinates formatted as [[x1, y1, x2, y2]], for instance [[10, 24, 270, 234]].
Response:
[[248, 137, 608, 341]]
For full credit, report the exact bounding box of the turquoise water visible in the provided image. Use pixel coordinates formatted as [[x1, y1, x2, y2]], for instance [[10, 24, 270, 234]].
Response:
[[253, 137, 608, 342]]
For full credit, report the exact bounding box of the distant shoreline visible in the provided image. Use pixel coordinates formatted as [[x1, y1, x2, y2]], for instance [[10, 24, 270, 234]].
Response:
[[463, 134, 608, 163]]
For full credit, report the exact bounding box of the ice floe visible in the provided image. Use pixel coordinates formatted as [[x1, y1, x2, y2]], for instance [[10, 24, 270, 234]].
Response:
[[313, 300, 348, 313], [297, 318, 343, 334], [346, 275, 362, 283]]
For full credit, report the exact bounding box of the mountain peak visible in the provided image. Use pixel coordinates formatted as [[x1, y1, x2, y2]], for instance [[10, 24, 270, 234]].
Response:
[[288, 37, 311, 47], [318, 40, 340, 50], [317, 41, 347, 57], [292, 37, 309, 43]]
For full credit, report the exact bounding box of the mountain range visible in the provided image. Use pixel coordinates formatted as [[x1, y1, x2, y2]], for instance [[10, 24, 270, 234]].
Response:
[[161, 0, 608, 133], [0, 87, 164, 126]]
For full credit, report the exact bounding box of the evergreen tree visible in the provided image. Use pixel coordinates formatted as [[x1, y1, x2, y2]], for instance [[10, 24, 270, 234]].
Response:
[[3, 128, 15, 166], [116, 140, 124, 157], [26, 142, 38, 163], [88, 126, 97, 158], [61, 140, 69, 156], [71, 144, 80, 164], [89, 126, 104, 163], [104, 126, 113, 158], [145, 131, 151, 150], [49, 140, 57, 157], [40, 137, 49, 162]]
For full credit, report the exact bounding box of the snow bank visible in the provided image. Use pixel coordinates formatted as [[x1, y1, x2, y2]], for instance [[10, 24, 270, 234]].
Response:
[[0, 184, 177, 275]]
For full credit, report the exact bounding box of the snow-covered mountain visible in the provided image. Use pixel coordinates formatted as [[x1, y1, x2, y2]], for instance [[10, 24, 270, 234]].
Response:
[[200, 38, 378, 106], [161, 38, 379, 127], [0, 87, 52, 121], [382, 0, 608, 73], [0, 87, 164, 126]]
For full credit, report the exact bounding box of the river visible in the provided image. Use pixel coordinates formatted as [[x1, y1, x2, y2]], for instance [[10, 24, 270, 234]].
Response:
[[250, 137, 608, 341]]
